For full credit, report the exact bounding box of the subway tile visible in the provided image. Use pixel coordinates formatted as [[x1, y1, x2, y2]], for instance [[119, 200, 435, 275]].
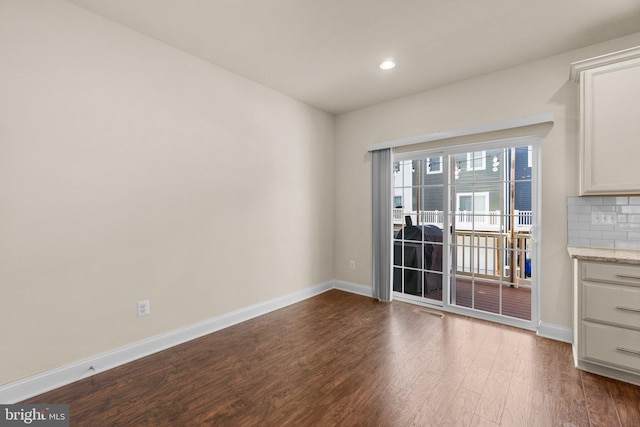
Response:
[[568, 221, 591, 231], [590, 239, 615, 249], [568, 205, 592, 214], [614, 196, 630, 205], [579, 213, 593, 223], [580, 230, 602, 239], [568, 237, 590, 246], [568, 213, 581, 222], [616, 241, 640, 250], [592, 205, 617, 212], [587, 196, 604, 205], [602, 198, 615, 206], [617, 223, 640, 231], [601, 231, 628, 240], [590, 224, 615, 232], [567, 196, 640, 250], [566, 196, 580, 205], [567, 196, 603, 206], [620, 205, 640, 214]]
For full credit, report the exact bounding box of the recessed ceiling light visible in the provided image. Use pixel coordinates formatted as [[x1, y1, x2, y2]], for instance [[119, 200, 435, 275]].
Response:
[[379, 59, 396, 70]]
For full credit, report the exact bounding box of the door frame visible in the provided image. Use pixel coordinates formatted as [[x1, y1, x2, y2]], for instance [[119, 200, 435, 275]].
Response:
[[392, 135, 541, 331]]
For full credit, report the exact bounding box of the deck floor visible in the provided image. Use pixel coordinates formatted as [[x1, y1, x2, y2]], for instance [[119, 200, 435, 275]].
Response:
[[403, 276, 532, 320]]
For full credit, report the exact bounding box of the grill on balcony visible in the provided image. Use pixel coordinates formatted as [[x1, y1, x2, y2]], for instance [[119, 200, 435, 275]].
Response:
[[393, 217, 443, 295], [393, 210, 532, 286]]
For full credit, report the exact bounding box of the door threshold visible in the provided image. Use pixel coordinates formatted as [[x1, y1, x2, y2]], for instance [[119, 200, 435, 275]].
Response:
[[393, 292, 443, 308]]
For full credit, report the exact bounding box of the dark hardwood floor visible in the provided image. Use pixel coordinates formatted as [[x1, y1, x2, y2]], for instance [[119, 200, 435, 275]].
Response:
[[23, 290, 640, 426]]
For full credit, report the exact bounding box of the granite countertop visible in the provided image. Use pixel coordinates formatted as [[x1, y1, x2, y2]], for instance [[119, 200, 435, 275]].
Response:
[[567, 246, 640, 264]]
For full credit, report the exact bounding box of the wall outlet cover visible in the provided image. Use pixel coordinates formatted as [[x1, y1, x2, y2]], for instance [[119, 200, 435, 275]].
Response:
[[137, 300, 150, 317]]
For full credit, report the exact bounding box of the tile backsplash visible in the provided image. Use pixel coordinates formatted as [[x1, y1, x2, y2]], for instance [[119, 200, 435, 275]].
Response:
[[567, 196, 640, 249]]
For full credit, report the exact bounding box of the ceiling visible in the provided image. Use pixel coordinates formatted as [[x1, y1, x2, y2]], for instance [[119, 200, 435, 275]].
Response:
[[66, 0, 640, 115]]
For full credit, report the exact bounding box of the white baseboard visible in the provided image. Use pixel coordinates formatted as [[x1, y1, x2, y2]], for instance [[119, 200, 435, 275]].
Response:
[[336, 281, 576, 346], [1, 280, 569, 403], [0, 281, 334, 404], [336, 281, 574, 345], [333, 280, 374, 298], [537, 321, 573, 343], [334, 280, 573, 344]]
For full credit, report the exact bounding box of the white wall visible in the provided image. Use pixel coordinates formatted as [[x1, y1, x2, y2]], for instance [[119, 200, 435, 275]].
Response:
[[334, 32, 640, 331], [0, 0, 334, 386]]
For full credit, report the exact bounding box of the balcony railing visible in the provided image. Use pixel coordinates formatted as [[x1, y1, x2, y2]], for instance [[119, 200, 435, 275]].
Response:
[[393, 209, 533, 232], [454, 230, 531, 285], [393, 209, 532, 285]]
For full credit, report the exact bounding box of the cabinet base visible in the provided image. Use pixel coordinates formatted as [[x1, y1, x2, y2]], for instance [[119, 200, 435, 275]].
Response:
[[574, 351, 640, 387]]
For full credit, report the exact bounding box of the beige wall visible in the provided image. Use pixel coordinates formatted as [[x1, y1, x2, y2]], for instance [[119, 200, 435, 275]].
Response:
[[334, 32, 640, 330], [3, 0, 640, 392], [0, 0, 334, 385]]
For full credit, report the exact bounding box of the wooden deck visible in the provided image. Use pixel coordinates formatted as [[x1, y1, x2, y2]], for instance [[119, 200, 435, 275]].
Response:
[[426, 277, 531, 320]]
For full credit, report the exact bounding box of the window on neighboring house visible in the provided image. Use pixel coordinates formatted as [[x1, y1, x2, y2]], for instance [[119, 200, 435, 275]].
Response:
[[527, 146, 532, 168], [456, 192, 489, 213], [466, 151, 486, 171], [426, 156, 442, 174]]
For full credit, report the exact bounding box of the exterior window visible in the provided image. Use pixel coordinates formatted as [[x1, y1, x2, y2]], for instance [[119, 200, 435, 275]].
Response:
[[466, 151, 486, 171], [456, 192, 489, 213], [426, 156, 442, 174]]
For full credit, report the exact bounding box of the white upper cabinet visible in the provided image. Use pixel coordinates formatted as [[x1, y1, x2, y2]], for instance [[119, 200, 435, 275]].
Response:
[[570, 47, 640, 195]]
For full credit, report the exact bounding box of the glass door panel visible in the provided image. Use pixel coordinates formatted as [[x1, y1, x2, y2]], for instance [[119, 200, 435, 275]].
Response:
[[449, 146, 533, 321], [393, 156, 444, 303]]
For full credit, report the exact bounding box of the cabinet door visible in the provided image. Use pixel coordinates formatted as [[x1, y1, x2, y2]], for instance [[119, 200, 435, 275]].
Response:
[[583, 322, 640, 373], [580, 56, 640, 195]]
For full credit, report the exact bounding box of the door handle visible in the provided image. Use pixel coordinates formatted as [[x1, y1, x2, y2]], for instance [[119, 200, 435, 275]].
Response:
[[616, 347, 640, 357], [616, 274, 640, 280], [616, 306, 640, 313], [529, 225, 537, 244]]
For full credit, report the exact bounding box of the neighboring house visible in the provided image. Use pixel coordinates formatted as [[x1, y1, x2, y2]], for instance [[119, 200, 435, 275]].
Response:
[[394, 147, 532, 231]]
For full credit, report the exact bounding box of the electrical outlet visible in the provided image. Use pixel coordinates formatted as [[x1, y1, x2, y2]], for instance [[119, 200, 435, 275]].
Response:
[[137, 299, 150, 317], [592, 212, 616, 225], [349, 260, 356, 269]]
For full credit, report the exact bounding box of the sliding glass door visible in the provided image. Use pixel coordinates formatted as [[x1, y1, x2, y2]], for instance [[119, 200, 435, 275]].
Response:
[[449, 144, 535, 322], [392, 138, 538, 328], [392, 156, 445, 304]]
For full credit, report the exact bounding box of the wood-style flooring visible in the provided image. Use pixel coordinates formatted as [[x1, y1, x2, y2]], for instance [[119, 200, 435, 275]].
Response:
[[23, 290, 640, 426]]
